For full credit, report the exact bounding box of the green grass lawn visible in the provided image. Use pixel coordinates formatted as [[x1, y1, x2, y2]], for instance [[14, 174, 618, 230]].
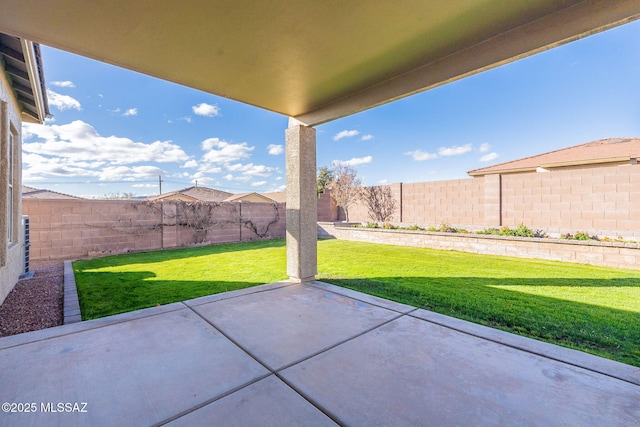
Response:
[[73, 238, 640, 366]]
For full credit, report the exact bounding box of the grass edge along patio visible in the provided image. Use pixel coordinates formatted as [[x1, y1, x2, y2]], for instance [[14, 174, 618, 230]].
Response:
[[73, 238, 640, 367]]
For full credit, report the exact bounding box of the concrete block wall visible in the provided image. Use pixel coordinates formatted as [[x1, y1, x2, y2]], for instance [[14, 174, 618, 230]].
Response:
[[345, 179, 484, 228], [174, 202, 240, 246], [24, 199, 162, 260], [332, 163, 639, 238], [23, 199, 286, 261], [501, 164, 640, 238], [239, 202, 286, 242], [317, 191, 338, 222]]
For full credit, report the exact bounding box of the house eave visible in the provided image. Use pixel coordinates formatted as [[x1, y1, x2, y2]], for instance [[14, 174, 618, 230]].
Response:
[[19, 39, 48, 123]]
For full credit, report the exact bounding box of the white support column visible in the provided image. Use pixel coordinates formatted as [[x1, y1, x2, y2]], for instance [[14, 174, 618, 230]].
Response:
[[285, 119, 317, 282]]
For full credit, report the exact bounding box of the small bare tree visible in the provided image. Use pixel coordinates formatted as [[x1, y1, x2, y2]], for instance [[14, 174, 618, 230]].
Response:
[[329, 164, 361, 222], [361, 186, 397, 223]]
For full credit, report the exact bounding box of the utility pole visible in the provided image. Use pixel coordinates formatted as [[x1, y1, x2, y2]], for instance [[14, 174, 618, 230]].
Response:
[[158, 175, 163, 195]]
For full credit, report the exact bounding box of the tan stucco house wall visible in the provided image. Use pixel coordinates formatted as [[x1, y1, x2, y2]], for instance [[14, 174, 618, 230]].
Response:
[[0, 68, 26, 303], [0, 35, 48, 305]]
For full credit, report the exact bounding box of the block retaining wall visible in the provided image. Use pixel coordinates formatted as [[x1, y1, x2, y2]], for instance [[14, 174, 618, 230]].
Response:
[[318, 222, 640, 270]]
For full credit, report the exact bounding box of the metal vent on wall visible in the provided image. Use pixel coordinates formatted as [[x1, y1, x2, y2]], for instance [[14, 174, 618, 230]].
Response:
[[19, 215, 34, 280]]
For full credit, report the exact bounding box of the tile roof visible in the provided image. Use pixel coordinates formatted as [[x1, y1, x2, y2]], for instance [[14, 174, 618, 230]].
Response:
[[146, 186, 232, 202], [261, 191, 286, 203], [223, 192, 278, 203], [468, 137, 640, 176], [22, 185, 83, 199]]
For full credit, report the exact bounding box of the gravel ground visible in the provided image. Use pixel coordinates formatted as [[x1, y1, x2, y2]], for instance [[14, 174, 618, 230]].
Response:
[[0, 260, 64, 337]]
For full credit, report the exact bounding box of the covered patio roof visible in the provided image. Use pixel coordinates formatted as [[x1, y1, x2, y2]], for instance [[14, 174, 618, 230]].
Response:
[[1, 1, 639, 126]]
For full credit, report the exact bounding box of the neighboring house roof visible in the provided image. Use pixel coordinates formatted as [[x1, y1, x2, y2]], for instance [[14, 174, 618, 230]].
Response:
[[262, 191, 286, 203], [22, 185, 83, 199], [0, 33, 49, 123], [468, 137, 640, 176], [146, 186, 233, 202], [224, 192, 277, 203]]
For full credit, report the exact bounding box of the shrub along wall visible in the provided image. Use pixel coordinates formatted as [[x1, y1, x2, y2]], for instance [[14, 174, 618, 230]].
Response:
[[23, 199, 285, 260], [318, 222, 640, 270]]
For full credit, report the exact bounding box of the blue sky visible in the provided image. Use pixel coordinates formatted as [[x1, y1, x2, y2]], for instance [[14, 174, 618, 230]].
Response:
[[22, 19, 640, 198]]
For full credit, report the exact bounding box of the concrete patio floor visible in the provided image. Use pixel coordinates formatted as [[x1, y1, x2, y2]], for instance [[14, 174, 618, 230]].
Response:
[[1, 280, 639, 426]]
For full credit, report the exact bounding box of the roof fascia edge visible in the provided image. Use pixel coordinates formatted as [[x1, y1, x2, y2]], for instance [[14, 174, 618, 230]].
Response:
[[293, 0, 640, 126], [20, 38, 46, 123], [468, 167, 535, 177], [541, 156, 631, 168]]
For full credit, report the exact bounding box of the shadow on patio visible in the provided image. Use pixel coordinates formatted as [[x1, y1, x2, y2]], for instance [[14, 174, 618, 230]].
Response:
[[1, 279, 638, 426]]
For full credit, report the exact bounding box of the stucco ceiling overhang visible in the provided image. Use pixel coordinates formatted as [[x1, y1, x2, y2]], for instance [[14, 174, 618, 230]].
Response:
[[0, 1, 638, 126]]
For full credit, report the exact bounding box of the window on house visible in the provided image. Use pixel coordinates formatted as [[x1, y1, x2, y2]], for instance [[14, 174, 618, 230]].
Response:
[[8, 131, 14, 243], [0, 101, 6, 266]]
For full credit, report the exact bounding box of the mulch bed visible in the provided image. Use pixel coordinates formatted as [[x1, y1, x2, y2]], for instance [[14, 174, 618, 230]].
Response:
[[0, 260, 64, 337]]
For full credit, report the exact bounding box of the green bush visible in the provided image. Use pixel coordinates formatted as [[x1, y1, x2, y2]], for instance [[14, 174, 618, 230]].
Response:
[[476, 224, 545, 238], [406, 225, 425, 231], [562, 231, 599, 241]]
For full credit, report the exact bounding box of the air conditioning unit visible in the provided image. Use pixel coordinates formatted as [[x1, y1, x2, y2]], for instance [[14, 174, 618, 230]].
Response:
[[19, 215, 34, 279]]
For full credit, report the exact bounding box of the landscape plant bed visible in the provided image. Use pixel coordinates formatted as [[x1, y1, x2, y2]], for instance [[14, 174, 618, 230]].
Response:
[[73, 239, 640, 366], [319, 222, 640, 270], [351, 221, 639, 244]]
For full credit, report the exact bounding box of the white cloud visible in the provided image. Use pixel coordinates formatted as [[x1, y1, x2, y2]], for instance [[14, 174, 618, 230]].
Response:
[[405, 149, 438, 161], [123, 108, 138, 116], [197, 165, 222, 174], [51, 81, 75, 88], [267, 144, 284, 155], [333, 156, 373, 167], [227, 162, 276, 177], [438, 143, 472, 156], [251, 181, 267, 187], [192, 103, 220, 117], [132, 183, 157, 188], [99, 165, 166, 181], [222, 172, 251, 182], [479, 143, 491, 152], [185, 171, 216, 186], [191, 176, 215, 186], [378, 179, 388, 184], [361, 134, 373, 141], [182, 160, 198, 168], [23, 120, 189, 164], [21, 120, 192, 182], [479, 152, 500, 162], [23, 121, 186, 163], [333, 130, 360, 141], [22, 152, 100, 180], [201, 138, 254, 163], [46, 90, 82, 111]]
